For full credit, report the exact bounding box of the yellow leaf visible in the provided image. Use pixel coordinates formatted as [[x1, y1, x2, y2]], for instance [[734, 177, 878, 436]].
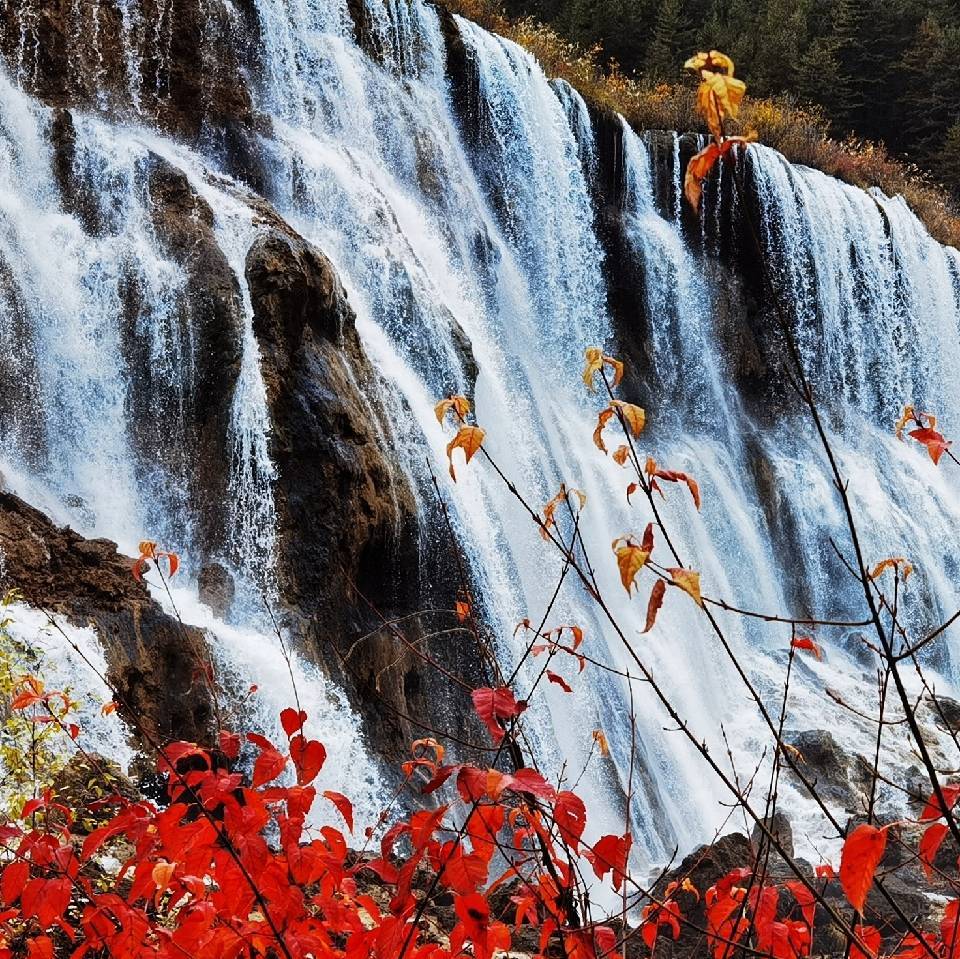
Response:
[[697, 71, 746, 140], [610, 400, 645, 437], [138, 540, 158, 559], [668, 568, 703, 607], [583, 349, 625, 391], [582, 348, 603, 389], [685, 50, 736, 76], [592, 729, 610, 757], [446, 425, 485, 481], [613, 538, 649, 594]]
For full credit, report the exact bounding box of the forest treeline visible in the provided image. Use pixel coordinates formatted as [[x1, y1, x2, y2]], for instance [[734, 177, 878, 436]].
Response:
[[499, 0, 960, 191]]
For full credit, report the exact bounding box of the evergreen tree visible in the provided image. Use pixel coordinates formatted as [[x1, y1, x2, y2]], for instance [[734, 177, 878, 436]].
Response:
[[646, 0, 687, 80]]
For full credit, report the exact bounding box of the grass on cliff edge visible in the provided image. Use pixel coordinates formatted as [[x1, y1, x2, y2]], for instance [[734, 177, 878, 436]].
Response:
[[439, 0, 960, 250]]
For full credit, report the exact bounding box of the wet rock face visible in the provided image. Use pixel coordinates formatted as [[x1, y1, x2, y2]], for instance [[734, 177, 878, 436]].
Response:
[[198, 563, 236, 619], [0, 0, 268, 184], [784, 728, 872, 810], [244, 224, 487, 762], [0, 489, 215, 745], [142, 154, 246, 561]]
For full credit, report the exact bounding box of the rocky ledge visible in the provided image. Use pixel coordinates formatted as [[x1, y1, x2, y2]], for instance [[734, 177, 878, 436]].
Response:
[[0, 488, 215, 745]]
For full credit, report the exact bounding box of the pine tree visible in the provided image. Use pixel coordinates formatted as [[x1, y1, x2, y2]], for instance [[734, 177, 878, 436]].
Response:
[[646, 0, 687, 80], [934, 122, 960, 193]]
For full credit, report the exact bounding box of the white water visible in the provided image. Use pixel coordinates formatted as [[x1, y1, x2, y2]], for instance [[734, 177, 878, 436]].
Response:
[[0, 0, 959, 868]]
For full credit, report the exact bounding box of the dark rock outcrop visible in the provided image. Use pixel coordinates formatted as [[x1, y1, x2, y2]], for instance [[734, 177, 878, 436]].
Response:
[[0, 489, 215, 745], [243, 221, 487, 762]]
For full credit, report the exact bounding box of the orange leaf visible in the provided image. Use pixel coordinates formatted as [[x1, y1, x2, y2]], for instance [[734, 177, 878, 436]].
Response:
[[593, 407, 615, 453], [455, 600, 471, 622], [839, 823, 887, 912], [132, 556, 148, 582], [684, 142, 721, 210], [610, 400, 645, 437], [592, 729, 610, 757], [612, 538, 649, 595], [612, 445, 629, 466], [643, 579, 667, 633], [447, 425, 485, 481], [546, 671, 572, 693], [151, 861, 175, 902], [138, 540, 157, 559], [870, 557, 913, 581], [668, 568, 703, 607]]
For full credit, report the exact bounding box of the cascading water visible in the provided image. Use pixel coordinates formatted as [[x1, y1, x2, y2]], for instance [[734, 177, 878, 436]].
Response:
[[1, 0, 960, 864]]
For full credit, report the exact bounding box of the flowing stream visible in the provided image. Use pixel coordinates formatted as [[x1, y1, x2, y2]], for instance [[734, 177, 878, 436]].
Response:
[[1, 0, 960, 861]]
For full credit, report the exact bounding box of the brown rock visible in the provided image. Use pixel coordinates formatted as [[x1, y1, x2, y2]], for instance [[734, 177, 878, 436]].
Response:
[[0, 489, 215, 746], [244, 223, 487, 762], [198, 563, 236, 619]]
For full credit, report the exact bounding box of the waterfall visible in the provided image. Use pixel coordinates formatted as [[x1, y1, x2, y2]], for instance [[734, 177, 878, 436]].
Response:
[[2, 0, 960, 864]]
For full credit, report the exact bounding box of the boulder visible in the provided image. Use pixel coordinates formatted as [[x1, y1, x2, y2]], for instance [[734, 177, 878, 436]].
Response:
[[784, 728, 870, 810]]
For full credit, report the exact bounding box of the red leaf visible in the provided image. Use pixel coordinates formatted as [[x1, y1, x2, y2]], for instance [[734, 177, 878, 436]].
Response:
[[471, 687, 526, 743], [26, 937, 53, 959], [554, 790, 586, 850], [546, 671, 572, 693], [791, 636, 823, 660], [641, 522, 654, 554], [219, 730, 241, 760], [322, 790, 354, 833], [920, 783, 960, 821], [250, 741, 287, 788], [280, 708, 307, 738], [919, 821, 949, 879], [289, 736, 326, 785], [643, 580, 667, 633], [909, 427, 952, 465], [785, 880, 817, 936], [587, 834, 631, 892], [507, 768, 557, 800], [0, 861, 28, 905], [839, 823, 887, 912], [851, 924, 882, 959]]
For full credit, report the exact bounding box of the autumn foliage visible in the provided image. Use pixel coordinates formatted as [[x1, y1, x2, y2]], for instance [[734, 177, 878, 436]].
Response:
[[5, 35, 960, 959]]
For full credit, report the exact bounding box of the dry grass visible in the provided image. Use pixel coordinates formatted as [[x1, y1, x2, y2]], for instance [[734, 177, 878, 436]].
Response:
[[437, 0, 960, 248]]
